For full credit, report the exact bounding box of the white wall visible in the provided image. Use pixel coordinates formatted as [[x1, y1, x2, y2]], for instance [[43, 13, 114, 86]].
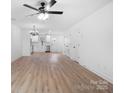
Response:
[[11, 24, 22, 61], [22, 30, 31, 56], [64, 2, 113, 83], [51, 35, 64, 52]]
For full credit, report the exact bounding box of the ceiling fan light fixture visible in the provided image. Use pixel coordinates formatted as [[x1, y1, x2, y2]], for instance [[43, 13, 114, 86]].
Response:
[[23, 0, 63, 20], [43, 13, 49, 20], [38, 13, 49, 20], [38, 13, 44, 20]]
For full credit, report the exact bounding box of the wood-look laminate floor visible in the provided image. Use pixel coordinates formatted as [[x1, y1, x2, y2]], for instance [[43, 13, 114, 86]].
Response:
[[12, 53, 113, 93]]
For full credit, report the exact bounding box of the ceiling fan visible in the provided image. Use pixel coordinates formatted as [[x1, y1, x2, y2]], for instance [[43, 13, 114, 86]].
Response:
[[23, 0, 63, 18]]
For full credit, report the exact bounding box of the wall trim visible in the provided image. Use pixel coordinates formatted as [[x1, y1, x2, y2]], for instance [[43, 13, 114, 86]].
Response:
[[82, 65, 113, 84]]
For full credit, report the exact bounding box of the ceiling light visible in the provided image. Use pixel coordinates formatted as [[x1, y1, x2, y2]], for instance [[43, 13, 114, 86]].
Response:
[[38, 13, 44, 20], [42, 13, 49, 20], [38, 13, 49, 20]]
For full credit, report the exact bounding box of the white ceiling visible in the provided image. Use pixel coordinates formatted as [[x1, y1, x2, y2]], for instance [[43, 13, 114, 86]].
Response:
[[11, 0, 112, 32]]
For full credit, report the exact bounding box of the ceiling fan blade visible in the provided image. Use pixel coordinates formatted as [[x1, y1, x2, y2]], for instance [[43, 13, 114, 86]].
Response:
[[49, 0, 57, 7], [27, 12, 41, 16], [23, 4, 38, 11], [47, 11, 63, 14]]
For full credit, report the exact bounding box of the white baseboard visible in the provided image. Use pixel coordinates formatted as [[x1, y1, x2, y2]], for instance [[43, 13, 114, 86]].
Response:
[[82, 65, 113, 84], [63, 54, 113, 84]]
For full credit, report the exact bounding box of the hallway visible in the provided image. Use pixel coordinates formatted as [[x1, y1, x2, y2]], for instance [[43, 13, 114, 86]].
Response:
[[12, 53, 112, 93]]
